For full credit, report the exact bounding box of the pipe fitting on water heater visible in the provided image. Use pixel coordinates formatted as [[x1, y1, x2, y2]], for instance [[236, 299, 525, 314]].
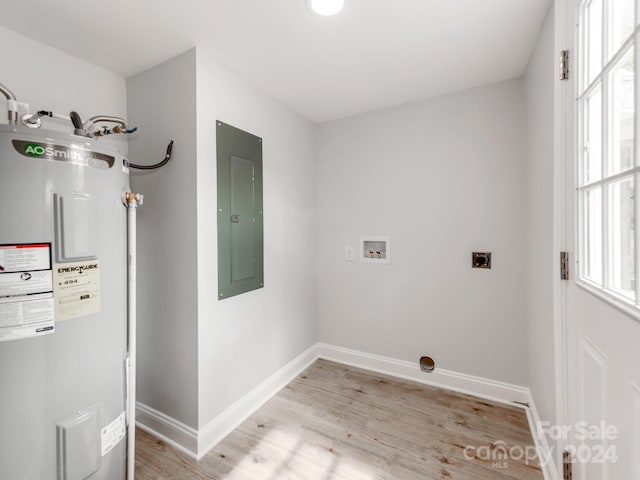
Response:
[[0, 82, 21, 126], [124, 192, 143, 207]]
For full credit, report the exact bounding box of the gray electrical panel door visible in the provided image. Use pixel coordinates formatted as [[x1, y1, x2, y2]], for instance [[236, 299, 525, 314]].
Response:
[[217, 121, 263, 299]]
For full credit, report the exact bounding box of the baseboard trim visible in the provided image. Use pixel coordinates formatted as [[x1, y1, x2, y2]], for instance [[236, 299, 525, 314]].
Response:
[[136, 402, 198, 459], [196, 343, 318, 459], [316, 343, 530, 406], [139, 342, 543, 464], [524, 393, 559, 480]]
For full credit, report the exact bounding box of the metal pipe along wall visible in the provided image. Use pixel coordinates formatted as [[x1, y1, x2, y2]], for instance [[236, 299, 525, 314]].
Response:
[[126, 193, 142, 480]]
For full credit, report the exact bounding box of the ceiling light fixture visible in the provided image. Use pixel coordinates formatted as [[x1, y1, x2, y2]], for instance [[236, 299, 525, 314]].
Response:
[[306, 0, 344, 16]]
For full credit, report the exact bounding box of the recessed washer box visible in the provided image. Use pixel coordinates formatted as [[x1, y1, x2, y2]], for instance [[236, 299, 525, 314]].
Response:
[[360, 236, 390, 264]]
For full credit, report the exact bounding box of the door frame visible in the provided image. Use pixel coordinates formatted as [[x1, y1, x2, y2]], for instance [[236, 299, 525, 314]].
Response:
[[552, 0, 574, 471]]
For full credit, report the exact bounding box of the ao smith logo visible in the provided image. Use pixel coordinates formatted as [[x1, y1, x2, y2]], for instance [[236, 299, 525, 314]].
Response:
[[57, 264, 98, 274], [24, 143, 46, 156], [25, 143, 85, 161], [12, 139, 115, 168]]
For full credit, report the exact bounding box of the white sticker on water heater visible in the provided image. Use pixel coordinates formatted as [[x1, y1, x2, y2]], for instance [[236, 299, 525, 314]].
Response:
[[0, 243, 51, 272], [0, 293, 55, 341], [0, 243, 55, 342], [53, 260, 101, 321], [0, 270, 53, 297], [101, 412, 126, 456]]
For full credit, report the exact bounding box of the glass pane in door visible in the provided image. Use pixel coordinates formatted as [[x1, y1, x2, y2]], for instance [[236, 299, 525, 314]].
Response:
[[609, 0, 635, 57], [583, 87, 603, 184], [608, 47, 635, 175], [583, 187, 603, 284], [585, 0, 603, 86], [608, 177, 635, 298]]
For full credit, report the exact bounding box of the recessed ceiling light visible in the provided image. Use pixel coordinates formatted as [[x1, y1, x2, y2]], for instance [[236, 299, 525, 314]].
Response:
[[306, 0, 344, 16]]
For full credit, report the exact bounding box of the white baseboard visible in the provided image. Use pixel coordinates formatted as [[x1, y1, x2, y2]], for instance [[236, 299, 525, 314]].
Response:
[[524, 393, 559, 480], [319, 344, 559, 479], [316, 343, 530, 406], [136, 344, 317, 460], [196, 344, 318, 459], [139, 342, 546, 465], [136, 402, 198, 459]]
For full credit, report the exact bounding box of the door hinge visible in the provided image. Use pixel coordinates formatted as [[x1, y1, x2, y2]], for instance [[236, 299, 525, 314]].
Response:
[[563, 450, 573, 480], [560, 50, 570, 80], [561, 251, 570, 280]]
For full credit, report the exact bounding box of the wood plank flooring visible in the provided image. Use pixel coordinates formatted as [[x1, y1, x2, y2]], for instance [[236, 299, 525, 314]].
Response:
[[136, 360, 543, 479]]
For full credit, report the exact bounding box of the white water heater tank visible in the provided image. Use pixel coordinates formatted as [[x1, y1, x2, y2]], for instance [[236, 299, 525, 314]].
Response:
[[0, 124, 130, 479]]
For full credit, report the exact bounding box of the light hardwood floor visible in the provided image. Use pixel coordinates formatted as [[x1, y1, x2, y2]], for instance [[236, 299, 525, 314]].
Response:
[[136, 360, 544, 479]]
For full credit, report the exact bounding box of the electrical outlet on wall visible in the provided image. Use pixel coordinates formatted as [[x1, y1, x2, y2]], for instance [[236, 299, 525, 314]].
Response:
[[345, 245, 355, 261], [472, 252, 492, 269]]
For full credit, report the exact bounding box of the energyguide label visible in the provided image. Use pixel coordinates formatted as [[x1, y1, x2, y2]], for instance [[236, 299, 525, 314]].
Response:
[[53, 260, 101, 321]]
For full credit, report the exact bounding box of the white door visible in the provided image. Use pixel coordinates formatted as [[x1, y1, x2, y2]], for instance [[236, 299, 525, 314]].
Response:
[[560, 0, 640, 478]]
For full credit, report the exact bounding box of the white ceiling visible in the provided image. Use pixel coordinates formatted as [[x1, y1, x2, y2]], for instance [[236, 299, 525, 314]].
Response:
[[0, 0, 551, 123]]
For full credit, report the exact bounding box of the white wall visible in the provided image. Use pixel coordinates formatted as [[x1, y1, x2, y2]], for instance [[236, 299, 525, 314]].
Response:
[[524, 6, 557, 426], [0, 26, 126, 130], [125, 45, 317, 438], [316, 79, 528, 385], [127, 49, 199, 428], [195, 48, 317, 428]]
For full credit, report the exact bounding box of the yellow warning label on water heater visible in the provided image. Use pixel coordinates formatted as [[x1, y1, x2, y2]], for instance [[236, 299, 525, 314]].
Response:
[[53, 260, 101, 321]]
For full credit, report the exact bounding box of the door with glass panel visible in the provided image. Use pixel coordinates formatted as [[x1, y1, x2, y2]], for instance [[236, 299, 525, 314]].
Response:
[[563, 0, 640, 478]]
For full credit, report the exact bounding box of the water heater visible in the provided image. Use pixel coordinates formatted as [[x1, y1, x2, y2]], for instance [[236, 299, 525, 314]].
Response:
[[0, 123, 132, 479]]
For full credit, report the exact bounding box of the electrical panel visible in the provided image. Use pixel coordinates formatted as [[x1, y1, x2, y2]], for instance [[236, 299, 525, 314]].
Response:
[[216, 121, 264, 299]]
